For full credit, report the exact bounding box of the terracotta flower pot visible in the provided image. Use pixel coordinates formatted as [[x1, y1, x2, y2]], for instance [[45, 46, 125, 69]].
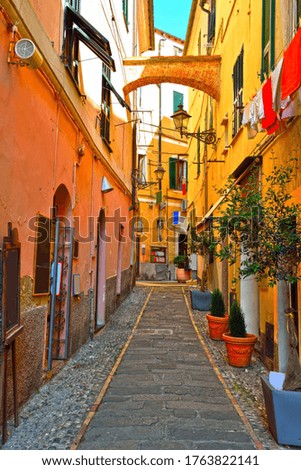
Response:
[[206, 313, 229, 341], [176, 268, 191, 282], [222, 332, 257, 367]]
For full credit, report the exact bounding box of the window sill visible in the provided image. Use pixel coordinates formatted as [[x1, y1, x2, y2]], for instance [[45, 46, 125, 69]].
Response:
[[101, 136, 113, 153], [230, 126, 243, 146]]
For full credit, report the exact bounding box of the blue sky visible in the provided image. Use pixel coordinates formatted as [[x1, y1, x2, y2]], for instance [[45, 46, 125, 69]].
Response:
[[153, 0, 192, 39]]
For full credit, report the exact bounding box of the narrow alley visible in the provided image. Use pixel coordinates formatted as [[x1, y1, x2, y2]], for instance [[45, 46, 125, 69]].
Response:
[[2, 285, 279, 450]]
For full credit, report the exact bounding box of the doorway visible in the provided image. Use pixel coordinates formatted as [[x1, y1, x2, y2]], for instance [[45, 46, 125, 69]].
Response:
[[178, 233, 187, 257], [95, 209, 106, 328], [48, 184, 73, 370]]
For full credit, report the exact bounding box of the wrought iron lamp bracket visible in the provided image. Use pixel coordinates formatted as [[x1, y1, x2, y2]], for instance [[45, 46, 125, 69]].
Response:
[[181, 129, 217, 146]]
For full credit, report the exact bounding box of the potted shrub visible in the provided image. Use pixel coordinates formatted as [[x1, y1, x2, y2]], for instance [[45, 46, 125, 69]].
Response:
[[206, 288, 228, 340], [173, 255, 190, 282], [222, 300, 257, 367], [209, 159, 301, 442]]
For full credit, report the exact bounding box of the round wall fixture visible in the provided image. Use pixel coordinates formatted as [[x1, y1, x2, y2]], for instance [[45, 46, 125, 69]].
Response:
[[15, 39, 36, 59], [14, 38, 43, 69]]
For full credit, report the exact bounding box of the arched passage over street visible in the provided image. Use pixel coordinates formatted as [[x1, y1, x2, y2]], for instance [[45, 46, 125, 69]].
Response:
[[123, 55, 221, 101]]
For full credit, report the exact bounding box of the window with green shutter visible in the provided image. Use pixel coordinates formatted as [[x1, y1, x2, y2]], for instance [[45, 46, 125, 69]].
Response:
[[232, 48, 244, 137], [122, 0, 129, 26], [169, 157, 188, 191], [173, 91, 184, 113], [208, 0, 216, 43], [169, 157, 177, 189], [261, 0, 275, 81]]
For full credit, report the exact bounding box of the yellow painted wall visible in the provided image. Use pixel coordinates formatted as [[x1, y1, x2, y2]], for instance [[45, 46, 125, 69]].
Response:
[[185, 0, 301, 367]]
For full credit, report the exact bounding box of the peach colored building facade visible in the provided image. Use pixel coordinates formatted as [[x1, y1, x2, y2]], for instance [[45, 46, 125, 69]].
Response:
[[0, 0, 154, 417], [135, 29, 189, 281]]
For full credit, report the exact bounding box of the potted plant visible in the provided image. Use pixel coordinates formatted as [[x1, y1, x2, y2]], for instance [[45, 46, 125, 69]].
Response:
[[211, 159, 301, 443], [173, 255, 190, 282], [206, 288, 228, 340], [222, 300, 257, 367]]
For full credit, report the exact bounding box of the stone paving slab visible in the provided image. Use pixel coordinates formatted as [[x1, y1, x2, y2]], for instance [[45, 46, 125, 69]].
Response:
[[78, 287, 257, 450], [1, 285, 281, 450]]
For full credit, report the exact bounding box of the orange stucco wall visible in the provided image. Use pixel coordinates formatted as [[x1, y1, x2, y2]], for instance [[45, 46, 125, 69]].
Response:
[[29, 0, 62, 53]]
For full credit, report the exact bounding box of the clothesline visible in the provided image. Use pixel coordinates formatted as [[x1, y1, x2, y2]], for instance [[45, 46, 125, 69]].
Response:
[[242, 27, 301, 139]]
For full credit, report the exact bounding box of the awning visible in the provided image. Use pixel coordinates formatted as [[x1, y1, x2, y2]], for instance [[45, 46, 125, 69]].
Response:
[[196, 195, 226, 229], [196, 156, 262, 229], [103, 73, 131, 111]]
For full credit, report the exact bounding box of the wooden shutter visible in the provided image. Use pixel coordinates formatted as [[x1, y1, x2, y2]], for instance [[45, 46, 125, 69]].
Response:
[[169, 157, 177, 189], [173, 91, 184, 113]]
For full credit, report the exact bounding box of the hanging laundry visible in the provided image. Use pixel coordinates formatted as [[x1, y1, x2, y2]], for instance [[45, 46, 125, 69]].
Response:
[[281, 27, 301, 100], [242, 101, 258, 139], [271, 57, 283, 112], [261, 77, 279, 135], [257, 87, 265, 121], [281, 87, 301, 119], [242, 101, 251, 126], [182, 178, 187, 195]]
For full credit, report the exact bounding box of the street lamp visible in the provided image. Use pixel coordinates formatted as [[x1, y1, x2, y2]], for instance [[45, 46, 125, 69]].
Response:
[[171, 104, 216, 146], [154, 164, 165, 182], [132, 163, 165, 189]]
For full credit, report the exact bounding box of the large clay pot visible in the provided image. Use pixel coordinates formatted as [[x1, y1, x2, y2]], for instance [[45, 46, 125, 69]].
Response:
[[206, 314, 229, 341], [176, 268, 191, 282], [222, 333, 257, 367]]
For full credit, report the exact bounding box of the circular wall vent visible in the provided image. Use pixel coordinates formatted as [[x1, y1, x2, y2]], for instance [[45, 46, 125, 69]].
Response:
[[15, 39, 36, 59]]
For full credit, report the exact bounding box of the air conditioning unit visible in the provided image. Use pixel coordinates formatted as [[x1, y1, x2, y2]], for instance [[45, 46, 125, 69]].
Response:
[[181, 199, 187, 211]]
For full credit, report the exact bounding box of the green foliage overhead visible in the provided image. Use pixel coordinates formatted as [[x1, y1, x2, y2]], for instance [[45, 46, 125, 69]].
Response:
[[210, 159, 301, 286]]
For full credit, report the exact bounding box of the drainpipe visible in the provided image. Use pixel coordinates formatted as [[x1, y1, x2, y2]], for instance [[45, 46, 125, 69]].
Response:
[[89, 152, 95, 338], [157, 37, 166, 244], [200, 1, 210, 15], [200, 0, 211, 55], [158, 36, 166, 193]]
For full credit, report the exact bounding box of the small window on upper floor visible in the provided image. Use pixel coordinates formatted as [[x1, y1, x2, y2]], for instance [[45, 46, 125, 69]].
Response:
[[100, 64, 111, 144], [123, 0, 129, 27], [173, 91, 184, 113], [138, 154, 148, 181], [261, 0, 275, 80], [169, 157, 188, 191], [232, 48, 244, 138], [63, 5, 115, 89], [67, 0, 81, 11], [208, 0, 216, 44]]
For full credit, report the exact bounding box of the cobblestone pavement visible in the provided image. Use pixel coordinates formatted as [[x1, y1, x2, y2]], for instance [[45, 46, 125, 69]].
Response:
[[1, 285, 283, 450]]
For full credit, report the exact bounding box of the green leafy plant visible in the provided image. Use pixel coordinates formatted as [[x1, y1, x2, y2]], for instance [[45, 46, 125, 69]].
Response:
[[228, 300, 247, 337], [212, 159, 301, 287], [189, 228, 213, 256], [209, 288, 226, 317], [173, 255, 186, 268]]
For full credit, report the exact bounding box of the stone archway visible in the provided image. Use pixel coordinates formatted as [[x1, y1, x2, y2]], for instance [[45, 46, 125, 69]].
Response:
[[123, 55, 221, 100]]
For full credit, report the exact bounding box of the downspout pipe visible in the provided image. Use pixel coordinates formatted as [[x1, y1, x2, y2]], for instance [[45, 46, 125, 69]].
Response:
[[200, 1, 210, 15]]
